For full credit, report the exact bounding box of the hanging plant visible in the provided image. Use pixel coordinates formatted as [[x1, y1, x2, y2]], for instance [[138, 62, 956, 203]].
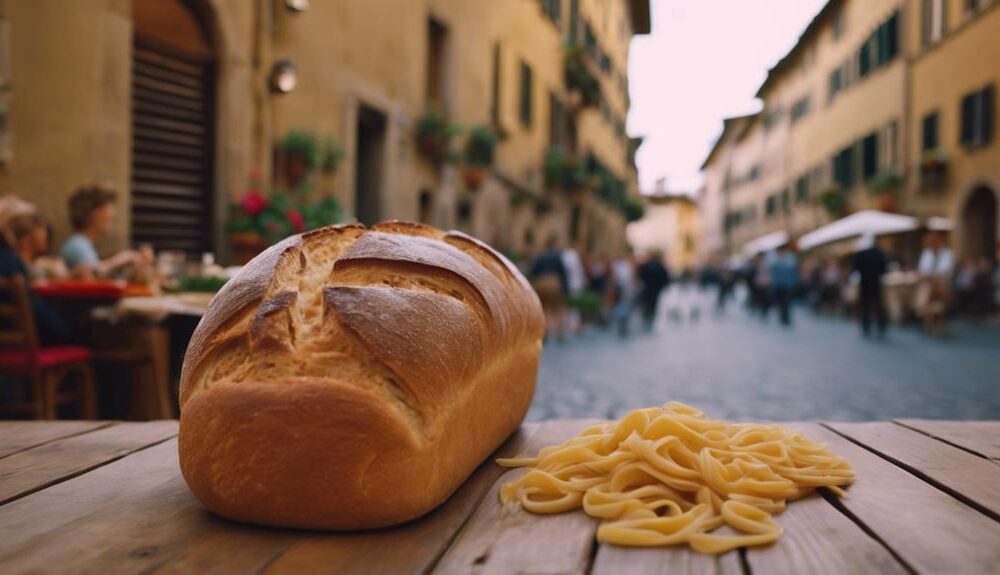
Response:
[[622, 197, 645, 222], [868, 170, 903, 195], [817, 186, 845, 217], [462, 125, 498, 191], [415, 110, 462, 165], [564, 43, 602, 108]]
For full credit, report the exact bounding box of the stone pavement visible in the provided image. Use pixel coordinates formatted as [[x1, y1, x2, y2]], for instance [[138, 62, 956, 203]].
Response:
[[526, 287, 1000, 422]]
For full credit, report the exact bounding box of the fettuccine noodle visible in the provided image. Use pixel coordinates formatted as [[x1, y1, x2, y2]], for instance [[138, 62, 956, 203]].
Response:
[[497, 402, 854, 554]]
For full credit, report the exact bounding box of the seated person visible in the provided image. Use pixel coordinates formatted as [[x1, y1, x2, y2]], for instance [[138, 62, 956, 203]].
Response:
[[60, 186, 143, 279], [0, 214, 70, 345]]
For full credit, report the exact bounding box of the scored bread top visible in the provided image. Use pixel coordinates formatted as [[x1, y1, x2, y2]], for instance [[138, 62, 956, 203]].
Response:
[[179, 221, 545, 439]]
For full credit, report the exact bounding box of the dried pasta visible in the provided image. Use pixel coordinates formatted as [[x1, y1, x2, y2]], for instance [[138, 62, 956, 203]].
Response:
[[497, 402, 854, 554]]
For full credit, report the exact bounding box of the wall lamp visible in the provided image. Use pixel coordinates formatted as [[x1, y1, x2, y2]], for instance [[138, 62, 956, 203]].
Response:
[[284, 0, 309, 13], [269, 60, 298, 94]]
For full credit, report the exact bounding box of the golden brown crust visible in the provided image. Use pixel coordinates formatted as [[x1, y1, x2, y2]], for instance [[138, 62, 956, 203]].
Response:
[[177, 221, 544, 529]]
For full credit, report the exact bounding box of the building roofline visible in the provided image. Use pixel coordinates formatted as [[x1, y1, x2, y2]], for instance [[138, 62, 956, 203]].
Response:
[[699, 113, 759, 170], [755, 0, 843, 98], [629, 0, 652, 35]]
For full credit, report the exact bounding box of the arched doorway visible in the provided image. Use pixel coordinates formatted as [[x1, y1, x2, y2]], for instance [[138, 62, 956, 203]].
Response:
[[961, 185, 997, 262], [131, 0, 216, 254]]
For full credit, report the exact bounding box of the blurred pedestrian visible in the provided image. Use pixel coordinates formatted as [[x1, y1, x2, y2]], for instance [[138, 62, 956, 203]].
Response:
[[561, 247, 586, 333], [768, 244, 799, 327], [637, 250, 671, 331], [587, 254, 612, 327], [530, 237, 569, 341], [610, 253, 637, 338], [749, 254, 771, 317], [852, 233, 888, 337], [917, 231, 954, 334]]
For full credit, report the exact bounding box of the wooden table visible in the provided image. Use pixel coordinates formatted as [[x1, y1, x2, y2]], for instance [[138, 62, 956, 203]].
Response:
[[1, 419, 998, 574]]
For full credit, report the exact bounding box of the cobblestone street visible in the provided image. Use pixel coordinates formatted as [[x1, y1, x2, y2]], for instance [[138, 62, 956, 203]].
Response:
[[527, 287, 1000, 422]]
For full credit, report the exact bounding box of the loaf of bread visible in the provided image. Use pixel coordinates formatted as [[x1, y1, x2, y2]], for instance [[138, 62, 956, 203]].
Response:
[[177, 222, 545, 530]]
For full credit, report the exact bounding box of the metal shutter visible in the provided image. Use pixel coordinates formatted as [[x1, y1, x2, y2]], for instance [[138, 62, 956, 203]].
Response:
[[130, 42, 214, 255]]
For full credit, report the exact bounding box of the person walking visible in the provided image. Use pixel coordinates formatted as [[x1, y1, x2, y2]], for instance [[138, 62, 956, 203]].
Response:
[[852, 233, 888, 337], [637, 250, 671, 331], [767, 244, 799, 327], [916, 231, 954, 334], [530, 238, 569, 341]]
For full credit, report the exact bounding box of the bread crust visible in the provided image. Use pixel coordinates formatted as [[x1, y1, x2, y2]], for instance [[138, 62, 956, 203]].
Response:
[[177, 222, 544, 529]]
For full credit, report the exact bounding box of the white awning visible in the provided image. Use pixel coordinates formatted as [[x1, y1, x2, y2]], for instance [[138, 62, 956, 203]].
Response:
[[798, 210, 918, 251], [926, 216, 953, 231], [742, 230, 789, 257]]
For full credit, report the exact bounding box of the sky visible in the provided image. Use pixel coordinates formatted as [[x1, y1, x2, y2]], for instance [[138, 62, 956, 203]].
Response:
[[628, 0, 828, 194]]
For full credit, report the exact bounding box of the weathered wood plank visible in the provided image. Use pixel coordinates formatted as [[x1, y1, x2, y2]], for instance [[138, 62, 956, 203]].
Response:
[[261, 424, 543, 575], [0, 421, 112, 459], [591, 542, 742, 575], [827, 421, 1000, 521], [431, 419, 602, 575], [799, 423, 1000, 575], [743, 493, 906, 575], [0, 438, 295, 574], [895, 419, 1000, 461], [0, 421, 178, 505]]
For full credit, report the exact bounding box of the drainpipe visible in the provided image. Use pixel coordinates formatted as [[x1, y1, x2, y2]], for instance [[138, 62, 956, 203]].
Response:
[[253, 0, 274, 185]]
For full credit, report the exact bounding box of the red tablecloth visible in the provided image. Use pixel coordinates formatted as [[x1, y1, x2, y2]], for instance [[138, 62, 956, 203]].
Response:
[[32, 281, 126, 300]]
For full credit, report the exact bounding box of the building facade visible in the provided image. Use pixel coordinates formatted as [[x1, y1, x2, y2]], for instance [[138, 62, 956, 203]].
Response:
[[0, 0, 649, 261], [626, 192, 699, 272], [701, 0, 998, 263]]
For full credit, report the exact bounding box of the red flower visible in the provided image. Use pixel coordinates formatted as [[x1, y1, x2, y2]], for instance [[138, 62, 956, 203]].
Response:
[[241, 191, 267, 216], [286, 208, 304, 232]]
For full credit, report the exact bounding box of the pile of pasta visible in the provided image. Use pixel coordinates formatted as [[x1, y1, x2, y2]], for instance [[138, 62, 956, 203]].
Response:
[[498, 402, 854, 554]]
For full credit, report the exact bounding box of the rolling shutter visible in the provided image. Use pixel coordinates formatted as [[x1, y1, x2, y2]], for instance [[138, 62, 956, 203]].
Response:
[[130, 42, 214, 255]]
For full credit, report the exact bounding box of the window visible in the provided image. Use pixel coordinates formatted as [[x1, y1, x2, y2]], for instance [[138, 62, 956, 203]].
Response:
[[832, 9, 844, 40], [922, 0, 946, 46], [923, 111, 940, 151], [795, 175, 810, 203], [490, 43, 501, 126], [791, 96, 811, 124], [833, 145, 856, 188], [875, 12, 899, 66], [829, 67, 843, 100], [519, 60, 533, 128], [858, 38, 872, 78], [426, 18, 449, 109], [966, 0, 983, 16], [549, 92, 566, 147], [765, 195, 777, 217], [568, 0, 580, 42], [960, 85, 994, 148], [541, 0, 562, 27], [862, 132, 879, 180]]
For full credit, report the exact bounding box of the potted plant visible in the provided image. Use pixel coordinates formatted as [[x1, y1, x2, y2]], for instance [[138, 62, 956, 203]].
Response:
[[817, 186, 846, 217], [919, 148, 948, 189], [868, 170, 903, 212], [415, 110, 461, 165], [544, 146, 588, 197], [227, 173, 343, 264], [278, 131, 320, 187], [462, 125, 498, 191]]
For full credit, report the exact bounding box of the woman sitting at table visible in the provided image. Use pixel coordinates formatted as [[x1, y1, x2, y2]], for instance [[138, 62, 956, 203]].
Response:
[[59, 186, 145, 280], [0, 214, 70, 345]]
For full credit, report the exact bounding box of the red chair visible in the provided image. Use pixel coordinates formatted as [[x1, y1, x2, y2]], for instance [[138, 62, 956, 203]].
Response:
[[0, 275, 96, 419]]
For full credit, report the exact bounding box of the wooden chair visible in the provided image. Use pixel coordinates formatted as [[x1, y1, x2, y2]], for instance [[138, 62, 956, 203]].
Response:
[[0, 275, 96, 419]]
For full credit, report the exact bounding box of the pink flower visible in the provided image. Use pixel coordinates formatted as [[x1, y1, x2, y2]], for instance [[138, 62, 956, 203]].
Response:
[[241, 191, 267, 216], [286, 208, 304, 232]]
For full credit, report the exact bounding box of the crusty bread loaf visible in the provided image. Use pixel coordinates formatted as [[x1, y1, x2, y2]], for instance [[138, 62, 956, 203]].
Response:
[[177, 222, 545, 530]]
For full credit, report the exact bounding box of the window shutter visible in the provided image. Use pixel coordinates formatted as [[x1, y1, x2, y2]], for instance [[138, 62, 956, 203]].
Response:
[[982, 85, 995, 145], [961, 92, 976, 146], [887, 13, 899, 60]]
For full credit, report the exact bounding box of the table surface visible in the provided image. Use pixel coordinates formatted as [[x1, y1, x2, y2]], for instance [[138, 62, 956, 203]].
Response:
[[0, 419, 998, 574]]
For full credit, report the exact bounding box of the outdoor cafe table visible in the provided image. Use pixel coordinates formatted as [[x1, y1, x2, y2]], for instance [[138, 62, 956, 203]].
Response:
[[1, 419, 999, 574]]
